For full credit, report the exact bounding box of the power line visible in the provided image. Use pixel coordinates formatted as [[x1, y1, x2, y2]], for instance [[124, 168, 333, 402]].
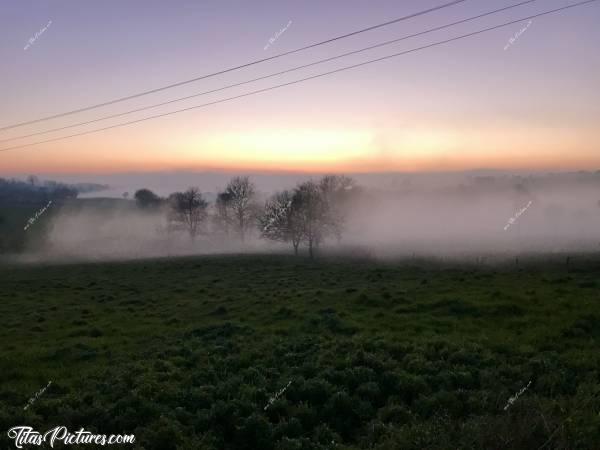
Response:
[[0, 0, 597, 153], [0, 0, 542, 144], [0, 0, 469, 132]]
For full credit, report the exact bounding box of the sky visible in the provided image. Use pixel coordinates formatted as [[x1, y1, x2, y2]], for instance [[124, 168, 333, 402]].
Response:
[[1, 0, 599, 176]]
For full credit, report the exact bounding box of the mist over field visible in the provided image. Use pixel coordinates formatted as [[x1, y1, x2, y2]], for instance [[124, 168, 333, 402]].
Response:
[[13, 171, 600, 263], [348, 180, 600, 256], [18, 204, 267, 262]]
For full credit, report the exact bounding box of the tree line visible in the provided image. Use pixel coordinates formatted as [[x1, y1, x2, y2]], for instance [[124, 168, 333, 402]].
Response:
[[0, 176, 79, 203], [133, 175, 358, 258]]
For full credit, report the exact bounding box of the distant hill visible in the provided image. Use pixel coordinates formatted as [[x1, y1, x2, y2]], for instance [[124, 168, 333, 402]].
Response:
[[71, 182, 109, 194], [0, 178, 107, 253]]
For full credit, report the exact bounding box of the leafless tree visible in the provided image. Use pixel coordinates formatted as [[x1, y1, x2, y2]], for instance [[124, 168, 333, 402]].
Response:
[[168, 188, 208, 240], [260, 190, 303, 255], [212, 191, 234, 236], [27, 175, 39, 187], [295, 181, 328, 258], [319, 175, 356, 244], [221, 176, 258, 242]]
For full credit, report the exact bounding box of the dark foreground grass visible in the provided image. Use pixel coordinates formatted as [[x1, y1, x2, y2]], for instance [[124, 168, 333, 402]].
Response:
[[0, 255, 599, 449], [0, 200, 56, 253]]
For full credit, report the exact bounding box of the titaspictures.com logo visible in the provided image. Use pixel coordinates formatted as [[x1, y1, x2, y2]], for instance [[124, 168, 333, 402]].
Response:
[[7, 426, 135, 448]]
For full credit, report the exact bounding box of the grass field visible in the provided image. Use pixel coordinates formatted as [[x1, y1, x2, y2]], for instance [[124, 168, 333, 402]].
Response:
[[0, 198, 132, 254], [0, 200, 54, 253], [1, 255, 599, 449]]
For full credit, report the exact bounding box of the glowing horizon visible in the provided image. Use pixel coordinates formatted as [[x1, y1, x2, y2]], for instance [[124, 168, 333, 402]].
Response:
[[1, 0, 599, 176]]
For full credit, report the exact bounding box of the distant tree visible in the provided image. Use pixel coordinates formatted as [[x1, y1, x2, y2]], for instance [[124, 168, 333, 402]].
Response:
[[319, 175, 356, 244], [221, 176, 258, 242], [27, 175, 39, 187], [212, 191, 234, 236], [295, 181, 328, 258], [41, 180, 76, 199], [123, 192, 130, 199], [0, 216, 4, 253], [52, 185, 78, 200], [134, 189, 161, 209], [0, 177, 78, 203], [260, 190, 303, 255], [169, 188, 208, 240]]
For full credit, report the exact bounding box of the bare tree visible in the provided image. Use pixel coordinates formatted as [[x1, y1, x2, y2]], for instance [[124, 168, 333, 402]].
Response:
[[27, 175, 39, 187], [295, 181, 328, 258], [169, 188, 208, 240], [221, 176, 258, 242], [319, 175, 356, 244], [260, 190, 303, 255], [212, 191, 234, 236]]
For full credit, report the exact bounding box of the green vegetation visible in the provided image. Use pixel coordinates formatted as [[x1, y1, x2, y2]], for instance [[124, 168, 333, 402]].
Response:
[[1, 255, 599, 449], [0, 198, 131, 254], [0, 200, 58, 253]]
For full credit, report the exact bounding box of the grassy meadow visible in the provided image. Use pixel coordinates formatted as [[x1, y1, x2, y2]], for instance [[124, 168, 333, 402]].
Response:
[[1, 254, 599, 449], [0, 200, 54, 253]]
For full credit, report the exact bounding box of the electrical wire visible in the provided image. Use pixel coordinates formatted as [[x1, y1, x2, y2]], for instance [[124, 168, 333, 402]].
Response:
[[0, 0, 469, 132], [0, 0, 597, 153], [0, 0, 542, 145]]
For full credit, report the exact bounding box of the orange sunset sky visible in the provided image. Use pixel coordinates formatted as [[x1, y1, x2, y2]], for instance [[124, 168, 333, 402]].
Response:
[[1, 0, 599, 175]]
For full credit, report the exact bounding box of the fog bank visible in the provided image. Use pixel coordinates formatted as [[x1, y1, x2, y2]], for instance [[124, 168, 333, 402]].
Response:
[[12, 171, 600, 263]]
